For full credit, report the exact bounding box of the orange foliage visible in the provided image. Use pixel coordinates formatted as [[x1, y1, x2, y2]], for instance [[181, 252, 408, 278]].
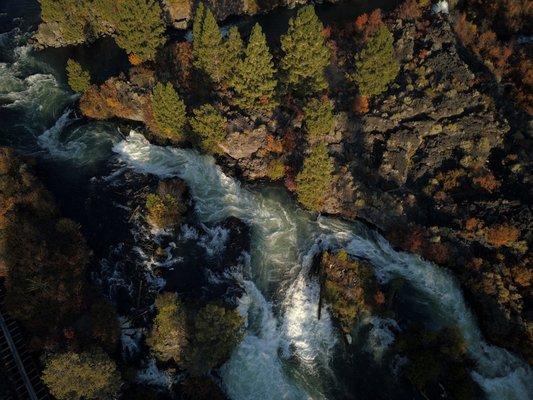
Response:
[[374, 291, 386, 305], [485, 224, 520, 247], [79, 86, 113, 120], [465, 217, 481, 231], [473, 173, 501, 192], [454, 13, 513, 79], [353, 95, 369, 114], [265, 134, 284, 153], [354, 9, 383, 42], [425, 242, 449, 265], [511, 264, 532, 287], [395, 0, 423, 20], [128, 53, 143, 66], [404, 227, 425, 252]]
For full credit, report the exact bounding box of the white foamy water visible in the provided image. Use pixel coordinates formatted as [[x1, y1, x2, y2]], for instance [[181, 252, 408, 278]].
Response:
[[110, 131, 532, 400], [37, 108, 120, 167], [316, 216, 533, 400]]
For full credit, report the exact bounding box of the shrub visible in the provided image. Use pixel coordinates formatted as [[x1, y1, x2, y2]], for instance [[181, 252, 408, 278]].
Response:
[[349, 25, 399, 97], [321, 251, 377, 333], [280, 5, 331, 96], [485, 224, 520, 247], [151, 82, 187, 139], [189, 104, 227, 154], [145, 193, 185, 228], [66, 59, 91, 93], [147, 292, 188, 363], [265, 159, 286, 180], [302, 97, 334, 140], [295, 143, 335, 211], [42, 348, 122, 400], [184, 303, 244, 375]]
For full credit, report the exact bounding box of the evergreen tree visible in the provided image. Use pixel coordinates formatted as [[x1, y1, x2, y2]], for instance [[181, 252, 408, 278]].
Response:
[[147, 292, 188, 363], [38, 0, 88, 44], [192, 3, 227, 85], [42, 348, 122, 400], [296, 143, 334, 211], [151, 82, 187, 139], [280, 5, 331, 97], [349, 25, 400, 97], [190, 104, 227, 154], [303, 97, 334, 140], [230, 23, 278, 115], [66, 59, 91, 93], [114, 0, 166, 62], [225, 26, 244, 77]]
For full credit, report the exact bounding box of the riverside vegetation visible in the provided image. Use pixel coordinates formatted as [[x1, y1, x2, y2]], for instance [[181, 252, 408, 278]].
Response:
[[1, 0, 532, 399]]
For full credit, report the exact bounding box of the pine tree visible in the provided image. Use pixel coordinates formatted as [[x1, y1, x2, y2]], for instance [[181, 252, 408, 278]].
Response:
[[151, 82, 187, 139], [303, 97, 334, 140], [114, 0, 166, 63], [230, 23, 277, 115], [192, 3, 227, 85], [296, 143, 334, 211], [349, 25, 400, 97], [66, 59, 91, 93], [225, 26, 244, 77], [190, 104, 227, 154], [38, 0, 88, 44], [280, 5, 331, 97]]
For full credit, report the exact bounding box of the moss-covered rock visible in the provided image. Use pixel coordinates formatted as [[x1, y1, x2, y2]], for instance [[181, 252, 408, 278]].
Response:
[[145, 179, 188, 229], [320, 250, 381, 333]]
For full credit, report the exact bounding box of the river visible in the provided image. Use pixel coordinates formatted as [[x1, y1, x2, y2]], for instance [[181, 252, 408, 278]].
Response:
[[1, 2, 532, 400]]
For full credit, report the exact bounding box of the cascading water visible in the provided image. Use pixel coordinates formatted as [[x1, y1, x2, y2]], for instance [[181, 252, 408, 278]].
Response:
[[111, 132, 532, 400], [2, 7, 532, 400]]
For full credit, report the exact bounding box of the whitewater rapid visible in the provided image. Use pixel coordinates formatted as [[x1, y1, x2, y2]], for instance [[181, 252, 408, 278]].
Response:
[[3, 23, 531, 399], [112, 132, 532, 400]]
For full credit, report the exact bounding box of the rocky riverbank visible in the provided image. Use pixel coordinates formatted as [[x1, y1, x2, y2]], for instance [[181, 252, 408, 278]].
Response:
[[37, 0, 531, 365]]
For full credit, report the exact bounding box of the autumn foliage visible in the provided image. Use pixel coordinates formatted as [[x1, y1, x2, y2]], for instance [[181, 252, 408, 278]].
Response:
[[485, 224, 520, 248]]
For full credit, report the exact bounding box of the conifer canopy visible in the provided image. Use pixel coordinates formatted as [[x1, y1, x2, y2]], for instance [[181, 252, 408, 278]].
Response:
[[190, 104, 227, 154], [114, 0, 166, 62], [192, 3, 227, 85], [350, 25, 400, 97], [151, 82, 187, 139], [280, 5, 331, 97], [296, 143, 335, 211], [230, 23, 278, 115], [66, 59, 91, 93], [303, 97, 334, 140]]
